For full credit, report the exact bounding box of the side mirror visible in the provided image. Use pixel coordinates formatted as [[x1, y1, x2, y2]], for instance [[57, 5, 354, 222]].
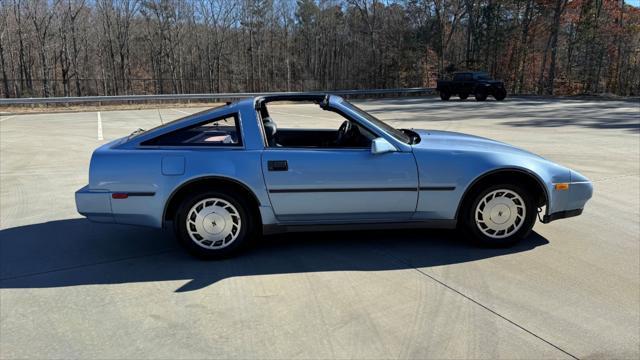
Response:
[[371, 137, 397, 155]]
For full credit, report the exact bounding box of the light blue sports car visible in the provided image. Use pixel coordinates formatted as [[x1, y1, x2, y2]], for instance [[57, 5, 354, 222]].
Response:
[[76, 94, 593, 258]]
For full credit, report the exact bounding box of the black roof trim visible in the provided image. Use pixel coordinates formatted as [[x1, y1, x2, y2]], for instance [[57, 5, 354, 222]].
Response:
[[255, 93, 330, 109], [258, 93, 326, 102]]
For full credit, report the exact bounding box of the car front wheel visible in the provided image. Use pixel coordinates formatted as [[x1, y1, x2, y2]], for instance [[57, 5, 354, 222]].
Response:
[[475, 88, 488, 101], [175, 190, 255, 259], [463, 184, 536, 247], [439, 91, 451, 101]]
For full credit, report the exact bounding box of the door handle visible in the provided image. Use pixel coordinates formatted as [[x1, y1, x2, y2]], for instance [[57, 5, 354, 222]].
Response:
[[267, 160, 288, 171]]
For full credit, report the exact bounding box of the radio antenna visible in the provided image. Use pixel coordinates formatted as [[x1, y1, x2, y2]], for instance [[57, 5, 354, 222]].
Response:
[[157, 108, 164, 125]]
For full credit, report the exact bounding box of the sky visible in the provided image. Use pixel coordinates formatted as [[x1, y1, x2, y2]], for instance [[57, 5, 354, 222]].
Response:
[[627, 0, 640, 7]]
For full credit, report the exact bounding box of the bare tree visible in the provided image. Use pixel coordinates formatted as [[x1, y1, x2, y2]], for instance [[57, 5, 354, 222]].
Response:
[[0, 0, 638, 98], [0, 2, 11, 97], [24, 0, 60, 97]]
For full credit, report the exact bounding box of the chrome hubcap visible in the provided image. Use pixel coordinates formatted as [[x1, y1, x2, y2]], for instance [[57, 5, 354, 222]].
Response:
[[186, 198, 241, 249], [475, 189, 526, 239]]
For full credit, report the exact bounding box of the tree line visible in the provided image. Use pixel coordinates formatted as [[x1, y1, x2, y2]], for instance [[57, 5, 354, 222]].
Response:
[[0, 0, 638, 98]]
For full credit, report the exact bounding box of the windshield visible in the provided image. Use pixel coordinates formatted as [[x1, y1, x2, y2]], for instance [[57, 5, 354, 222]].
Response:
[[475, 73, 491, 80], [341, 101, 412, 144]]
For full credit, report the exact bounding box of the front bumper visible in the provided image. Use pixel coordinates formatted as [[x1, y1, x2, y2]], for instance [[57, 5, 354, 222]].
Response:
[[543, 175, 593, 223], [75, 185, 114, 223], [542, 208, 583, 223]]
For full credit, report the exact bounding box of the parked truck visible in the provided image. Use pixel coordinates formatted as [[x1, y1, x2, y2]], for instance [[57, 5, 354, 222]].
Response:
[[436, 72, 507, 101]]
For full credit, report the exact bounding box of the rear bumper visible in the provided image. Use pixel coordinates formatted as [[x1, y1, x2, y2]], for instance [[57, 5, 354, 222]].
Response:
[[75, 185, 114, 223]]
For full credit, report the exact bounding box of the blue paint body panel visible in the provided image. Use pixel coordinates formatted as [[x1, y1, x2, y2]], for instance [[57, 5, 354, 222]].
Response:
[[75, 95, 593, 231], [262, 148, 418, 220], [162, 156, 185, 175]]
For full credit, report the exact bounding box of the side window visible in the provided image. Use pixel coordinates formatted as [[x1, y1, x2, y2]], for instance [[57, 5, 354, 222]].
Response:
[[453, 74, 464, 81], [261, 101, 376, 149], [142, 114, 242, 146]]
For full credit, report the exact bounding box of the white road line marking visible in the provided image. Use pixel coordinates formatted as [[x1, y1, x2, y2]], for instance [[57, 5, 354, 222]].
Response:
[[172, 108, 192, 115], [0, 115, 16, 122], [97, 112, 103, 140]]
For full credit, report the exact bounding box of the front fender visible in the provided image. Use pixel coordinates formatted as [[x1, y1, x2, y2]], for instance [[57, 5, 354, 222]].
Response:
[[412, 148, 571, 220]]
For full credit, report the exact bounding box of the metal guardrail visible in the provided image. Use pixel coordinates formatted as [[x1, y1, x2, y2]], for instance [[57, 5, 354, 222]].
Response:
[[0, 87, 434, 105]]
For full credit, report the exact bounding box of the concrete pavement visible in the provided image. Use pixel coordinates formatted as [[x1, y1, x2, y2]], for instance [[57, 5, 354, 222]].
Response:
[[0, 97, 638, 358]]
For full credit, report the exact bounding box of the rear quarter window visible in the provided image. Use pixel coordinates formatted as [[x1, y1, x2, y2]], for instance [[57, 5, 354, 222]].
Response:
[[141, 114, 242, 147]]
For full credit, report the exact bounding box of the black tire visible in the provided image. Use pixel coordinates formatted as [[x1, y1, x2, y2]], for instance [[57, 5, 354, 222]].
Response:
[[174, 190, 256, 259], [439, 91, 451, 101], [459, 93, 469, 100], [461, 184, 536, 248], [494, 88, 507, 101], [475, 88, 488, 101]]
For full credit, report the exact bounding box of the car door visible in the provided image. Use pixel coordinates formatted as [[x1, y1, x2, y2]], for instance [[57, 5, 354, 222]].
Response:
[[461, 73, 474, 94], [261, 148, 419, 222], [452, 73, 467, 94]]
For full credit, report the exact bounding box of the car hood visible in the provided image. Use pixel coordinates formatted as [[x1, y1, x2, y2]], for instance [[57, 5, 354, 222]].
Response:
[[410, 129, 542, 158]]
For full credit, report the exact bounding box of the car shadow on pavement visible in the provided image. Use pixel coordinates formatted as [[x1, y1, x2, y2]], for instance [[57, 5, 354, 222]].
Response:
[[0, 219, 549, 292]]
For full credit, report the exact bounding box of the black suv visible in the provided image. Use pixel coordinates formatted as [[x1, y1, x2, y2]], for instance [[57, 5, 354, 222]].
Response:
[[436, 72, 507, 101]]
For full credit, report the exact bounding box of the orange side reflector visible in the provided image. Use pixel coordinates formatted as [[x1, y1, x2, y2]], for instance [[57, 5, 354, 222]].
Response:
[[554, 183, 570, 191]]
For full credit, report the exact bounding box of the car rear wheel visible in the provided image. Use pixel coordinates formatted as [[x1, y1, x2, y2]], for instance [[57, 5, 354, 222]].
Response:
[[459, 93, 469, 100], [175, 190, 255, 259], [439, 91, 451, 101], [494, 88, 507, 101], [462, 184, 536, 247], [475, 89, 488, 101]]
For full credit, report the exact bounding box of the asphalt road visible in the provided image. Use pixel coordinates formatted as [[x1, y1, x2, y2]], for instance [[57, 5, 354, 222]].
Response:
[[1, 97, 638, 359]]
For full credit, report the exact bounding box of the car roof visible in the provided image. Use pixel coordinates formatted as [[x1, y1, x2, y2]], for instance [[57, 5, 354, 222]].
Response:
[[258, 93, 327, 102], [254, 93, 332, 110], [119, 93, 338, 147], [230, 93, 333, 110]]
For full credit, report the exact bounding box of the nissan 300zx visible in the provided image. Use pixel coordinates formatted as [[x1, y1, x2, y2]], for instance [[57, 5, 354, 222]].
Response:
[[76, 94, 593, 258]]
